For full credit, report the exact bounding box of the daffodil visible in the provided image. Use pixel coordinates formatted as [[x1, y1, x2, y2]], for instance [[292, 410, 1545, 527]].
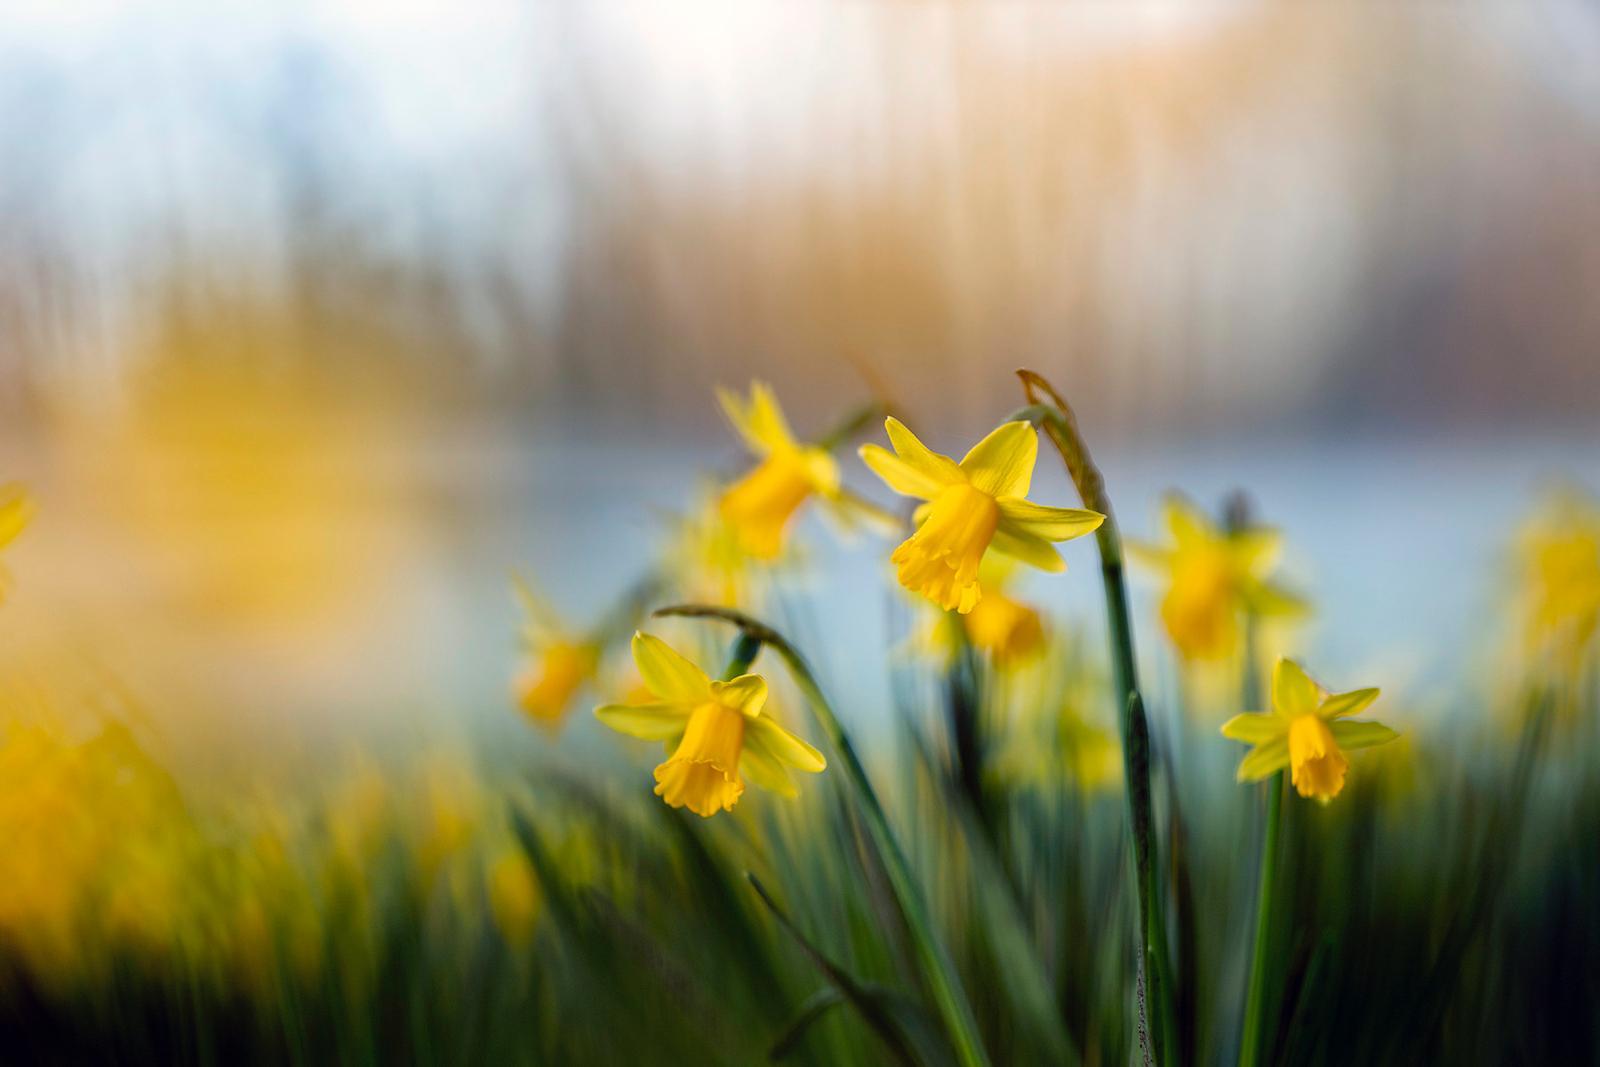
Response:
[[595, 633, 826, 817], [960, 559, 1046, 663], [1515, 489, 1600, 666], [662, 494, 756, 607], [512, 575, 599, 728], [860, 418, 1103, 613], [919, 558, 1046, 665], [717, 383, 843, 559], [0, 485, 35, 604], [1221, 658, 1397, 803], [1130, 494, 1306, 661]]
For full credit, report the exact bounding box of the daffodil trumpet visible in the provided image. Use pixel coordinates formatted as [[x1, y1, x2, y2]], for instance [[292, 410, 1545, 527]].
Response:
[[1014, 369, 1176, 1064], [652, 603, 992, 1067]]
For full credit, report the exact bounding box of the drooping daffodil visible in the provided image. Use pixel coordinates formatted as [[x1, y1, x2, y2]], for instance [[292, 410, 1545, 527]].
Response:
[[1221, 658, 1398, 803], [1130, 494, 1306, 661], [595, 633, 826, 817], [860, 418, 1103, 613]]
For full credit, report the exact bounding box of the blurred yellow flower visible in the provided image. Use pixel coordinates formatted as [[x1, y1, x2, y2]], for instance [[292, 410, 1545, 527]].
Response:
[[1515, 489, 1600, 666], [1221, 658, 1397, 803], [921, 558, 1046, 666], [595, 633, 826, 817], [487, 848, 540, 947], [663, 495, 756, 606], [860, 418, 1103, 613], [0, 484, 35, 603], [961, 560, 1046, 664], [1130, 495, 1306, 661], [717, 383, 842, 559], [512, 575, 599, 729]]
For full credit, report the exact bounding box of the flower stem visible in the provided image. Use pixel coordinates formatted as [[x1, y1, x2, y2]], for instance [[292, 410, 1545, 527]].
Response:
[[1013, 370, 1177, 1065], [656, 604, 993, 1067], [720, 631, 764, 680], [1239, 769, 1283, 1067]]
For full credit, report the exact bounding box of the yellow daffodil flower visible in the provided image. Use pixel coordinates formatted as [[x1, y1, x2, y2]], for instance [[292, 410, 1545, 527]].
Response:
[[919, 558, 1046, 666], [860, 418, 1103, 613], [1130, 494, 1306, 661], [1515, 490, 1600, 666], [595, 632, 826, 817], [663, 494, 756, 607], [717, 383, 842, 559], [487, 848, 540, 947], [0, 485, 35, 604], [961, 559, 1046, 663], [512, 575, 599, 729], [1221, 658, 1397, 803]]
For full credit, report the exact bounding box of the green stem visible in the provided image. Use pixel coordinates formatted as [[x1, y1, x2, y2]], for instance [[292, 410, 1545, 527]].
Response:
[[1239, 770, 1283, 1067], [656, 605, 993, 1067], [719, 631, 763, 680], [1012, 371, 1176, 1065]]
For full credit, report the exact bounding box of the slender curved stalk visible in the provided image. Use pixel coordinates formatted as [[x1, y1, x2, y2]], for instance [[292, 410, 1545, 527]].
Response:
[[1239, 771, 1282, 1067], [1012, 370, 1177, 1065], [1230, 499, 1278, 1067], [656, 604, 993, 1067], [719, 631, 763, 681]]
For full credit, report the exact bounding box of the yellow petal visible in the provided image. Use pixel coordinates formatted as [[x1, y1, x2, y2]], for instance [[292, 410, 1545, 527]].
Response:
[[1236, 738, 1290, 781], [1124, 539, 1174, 572], [1271, 658, 1324, 718], [860, 418, 964, 500], [958, 421, 1037, 497], [1247, 582, 1312, 619], [717, 381, 797, 456], [595, 702, 693, 740], [990, 526, 1065, 573], [860, 445, 940, 501], [996, 499, 1104, 542], [1164, 494, 1217, 547], [1328, 720, 1399, 750], [738, 743, 798, 797], [747, 716, 826, 773], [631, 632, 710, 703], [0, 486, 33, 550], [1319, 687, 1380, 719], [1220, 712, 1284, 744], [710, 674, 768, 717], [818, 489, 902, 538], [798, 447, 841, 496], [1231, 528, 1283, 575]]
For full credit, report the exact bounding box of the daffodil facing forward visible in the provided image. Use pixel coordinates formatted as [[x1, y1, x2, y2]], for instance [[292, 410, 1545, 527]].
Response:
[[595, 633, 826, 817], [1130, 495, 1306, 661], [1221, 658, 1397, 803], [717, 383, 842, 559], [860, 418, 1103, 613], [0, 484, 35, 604]]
